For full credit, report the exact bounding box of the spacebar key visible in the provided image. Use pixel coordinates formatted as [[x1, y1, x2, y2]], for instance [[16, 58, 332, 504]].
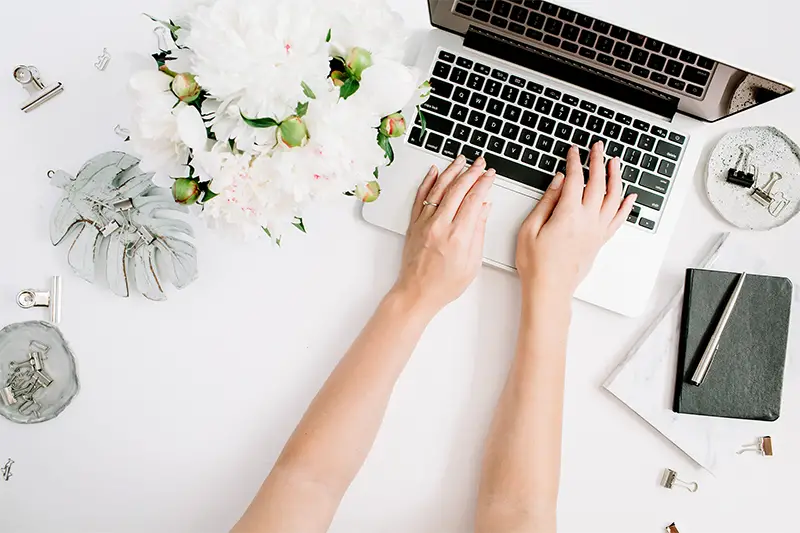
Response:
[[484, 153, 554, 191]]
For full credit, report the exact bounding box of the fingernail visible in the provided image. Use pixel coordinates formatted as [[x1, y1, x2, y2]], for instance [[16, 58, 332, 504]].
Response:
[[456, 155, 466, 163], [550, 172, 565, 190], [595, 140, 604, 151], [570, 144, 578, 153], [427, 165, 437, 175], [485, 168, 496, 177], [475, 156, 486, 167]]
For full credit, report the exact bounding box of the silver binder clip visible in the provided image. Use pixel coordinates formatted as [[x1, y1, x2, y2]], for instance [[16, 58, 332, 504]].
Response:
[[17, 276, 62, 324], [2, 459, 13, 481], [14, 65, 64, 112], [768, 191, 789, 218], [94, 48, 111, 71], [660, 469, 698, 492], [737, 436, 773, 456], [752, 171, 783, 207]]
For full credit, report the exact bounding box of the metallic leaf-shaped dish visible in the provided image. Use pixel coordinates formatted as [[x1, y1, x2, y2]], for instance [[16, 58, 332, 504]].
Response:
[[49, 151, 198, 300]]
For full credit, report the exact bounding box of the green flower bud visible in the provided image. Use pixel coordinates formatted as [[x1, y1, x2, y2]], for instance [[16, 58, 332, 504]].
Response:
[[330, 70, 348, 87], [346, 47, 373, 79], [278, 116, 309, 148], [172, 178, 201, 205], [355, 180, 381, 203], [380, 113, 406, 138], [171, 73, 201, 103]]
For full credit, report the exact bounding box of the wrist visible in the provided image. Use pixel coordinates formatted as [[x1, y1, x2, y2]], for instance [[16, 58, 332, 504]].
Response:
[[520, 280, 573, 315], [383, 284, 439, 325]]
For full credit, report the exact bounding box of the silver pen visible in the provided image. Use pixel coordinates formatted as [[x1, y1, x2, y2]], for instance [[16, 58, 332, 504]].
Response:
[[690, 272, 747, 386]]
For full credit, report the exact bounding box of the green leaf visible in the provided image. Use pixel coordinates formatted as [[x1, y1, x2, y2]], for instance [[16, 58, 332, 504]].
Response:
[[344, 191, 355, 197], [144, 13, 182, 45], [326, 29, 332, 42], [377, 133, 395, 165], [262, 227, 272, 238], [339, 78, 360, 100], [201, 189, 218, 203], [292, 217, 307, 233], [301, 81, 316, 99], [417, 106, 427, 137], [373, 167, 380, 179], [228, 138, 236, 151], [296, 101, 309, 118], [240, 112, 279, 129]]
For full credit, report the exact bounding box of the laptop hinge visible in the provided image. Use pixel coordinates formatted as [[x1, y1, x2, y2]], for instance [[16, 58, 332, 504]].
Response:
[[463, 26, 679, 121]]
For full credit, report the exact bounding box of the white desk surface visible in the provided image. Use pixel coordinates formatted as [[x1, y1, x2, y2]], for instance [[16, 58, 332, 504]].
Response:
[[1, 1, 799, 532]]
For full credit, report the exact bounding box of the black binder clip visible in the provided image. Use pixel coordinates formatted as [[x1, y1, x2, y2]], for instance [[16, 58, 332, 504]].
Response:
[[726, 144, 757, 188]]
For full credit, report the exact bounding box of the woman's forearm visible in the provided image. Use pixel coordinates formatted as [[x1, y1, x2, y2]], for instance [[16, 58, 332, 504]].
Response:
[[476, 286, 572, 533], [232, 289, 434, 533]]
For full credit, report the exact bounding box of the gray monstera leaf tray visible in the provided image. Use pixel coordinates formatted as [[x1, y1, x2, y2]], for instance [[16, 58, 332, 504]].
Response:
[[50, 152, 198, 301]]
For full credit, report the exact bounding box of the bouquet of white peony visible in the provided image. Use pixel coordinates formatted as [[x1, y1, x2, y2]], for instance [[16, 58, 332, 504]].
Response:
[[129, 0, 429, 241]]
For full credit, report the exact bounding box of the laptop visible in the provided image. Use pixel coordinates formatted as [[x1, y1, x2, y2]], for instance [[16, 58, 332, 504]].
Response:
[[363, 0, 793, 317]]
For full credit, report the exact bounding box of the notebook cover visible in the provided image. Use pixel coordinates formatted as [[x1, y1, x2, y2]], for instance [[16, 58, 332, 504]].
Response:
[[673, 269, 793, 421]]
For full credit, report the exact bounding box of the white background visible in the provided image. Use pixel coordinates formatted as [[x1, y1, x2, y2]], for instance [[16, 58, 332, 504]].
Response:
[[1, 1, 799, 532]]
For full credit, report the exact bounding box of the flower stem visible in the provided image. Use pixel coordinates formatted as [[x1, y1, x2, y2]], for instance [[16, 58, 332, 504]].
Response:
[[159, 65, 178, 77]]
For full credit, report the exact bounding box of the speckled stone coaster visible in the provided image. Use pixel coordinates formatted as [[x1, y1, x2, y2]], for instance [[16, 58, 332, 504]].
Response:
[[706, 126, 800, 230]]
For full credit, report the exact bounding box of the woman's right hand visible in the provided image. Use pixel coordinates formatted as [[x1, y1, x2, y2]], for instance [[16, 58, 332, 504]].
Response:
[[516, 142, 636, 299]]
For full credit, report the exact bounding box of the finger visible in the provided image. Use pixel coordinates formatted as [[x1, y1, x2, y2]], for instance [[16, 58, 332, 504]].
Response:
[[420, 155, 467, 219], [560, 145, 584, 204], [607, 193, 637, 238], [452, 169, 496, 229], [584, 141, 607, 209], [469, 201, 493, 262], [435, 156, 488, 221], [523, 171, 565, 235], [601, 156, 623, 222], [410, 165, 439, 224]]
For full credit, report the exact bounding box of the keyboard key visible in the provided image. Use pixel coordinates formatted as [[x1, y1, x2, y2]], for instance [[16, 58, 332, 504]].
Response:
[[470, 129, 488, 147], [632, 119, 649, 131], [610, 26, 628, 40], [487, 98, 505, 116], [545, 88, 561, 99], [647, 54, 666, 71], [528, 11, 546, 28], [501, 85, 520, 103], [641, 153, 657, 171], [598, 53, 614, 66], [454, 124, 471, 142], [488, 135, 506, 154], [598, 107, 615, 119], [442, 138, 462, 158], [519, 128, 537, 146], [535, 97, 554, 114], [568, 109, 587, 128], [504, 142, 523, 160], [422, 96, 452, 116], [630, 48, 648, 65], [593, 20, 610, 34], [579, 29, 597, 47], [639, 171, 669, 194], [686, 84, 703, 97], [579, 148, 590, 165], [469, 93, 488, 110], [626, 185, 663, 210], [536, 135, 554, 152], [623, 147, 642, 165], [587, 116, 604, 133], [558, 8, 576, 22], [474, 63, 491, 75], [697, 56, 715, 69], [456, 57, 474, 69], [467, 110, 486, 128], [596, 36, 614, 53], [492, 69, 509, 82], [504, 105, 522, 122], [576, 14, 594, 28], [627, 209, 640, 224], [607, 141, 624, 157], [485, 79, 502, 96], [632, 66, 649, 78], [655, 140, 681, 160], [637, 134, 656, 151], [462, 145, 483, 163], [451, 104, 469, 122], [644, 37, 663, 52], [679, 50, 697, 64], [556, 158, 566, 175], [424, 132, 444, 153], [450, 67, 469, 84], [616, 113, 632, 125], [474, 9, 491, 22], [537, 116, 555, 134], [502, 122, 521, 140], [453, 87, 471, 104], [486, 116, 503, 134], [579, 47, 597, 60], [492, 0, 511, 15], [526, 28, 544, 40], [467, 74, 485, 92], [658, 159, 676, 177], [521, 110, 539, 128], [490, 16, 508, 29], [561, 41, 579, 53], [622, 165, 640, 183], [590, 135, 608, 149], [408, 126, 426, 147], [553, 103, 570, 121], [510, 5, 528, 22], [507, 22, 524, 35], [527, 81, 544, 93], [544, 17, 563, 34], [555, 122, 573, 140], [484, 152, 556, 191], [439, 51, 456, 63], [651, 126, 668, 138], [669, 132, 686, 145], [614, 60, 632, 72], [455, 2, 473, 16], [650, 72, 668, 85], [510, 75, 526, 88], [682, 66, 710, 86], [571, 128, 590, 147], [668, 78, 686, 91], [665, 60, 683, 77], [417, 112, 454, 136], [561, 94, 579, 106], [519, 91, 536, 109], [539, 153, 557, 172], [562, 24, 580, 41], [433, 61, 451, 78], [662, 44, 680, 58], [554, 141, 571, 158], [603, 122, 621, 139], [544, 35, 561, 47], [580, 101, 597, 113], [541, 1, 558, 15], [430, 78, 454, 98], [639, 218, 656, 230], [522, 148, 540, 166], [621, 127, 638, 145]]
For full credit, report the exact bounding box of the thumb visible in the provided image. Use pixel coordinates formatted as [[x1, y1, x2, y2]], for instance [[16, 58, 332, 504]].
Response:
[[525, 172, 565, 234]]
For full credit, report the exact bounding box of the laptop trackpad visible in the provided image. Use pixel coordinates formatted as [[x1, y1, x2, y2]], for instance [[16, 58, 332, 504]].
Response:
[[483, 183, 539, 270]]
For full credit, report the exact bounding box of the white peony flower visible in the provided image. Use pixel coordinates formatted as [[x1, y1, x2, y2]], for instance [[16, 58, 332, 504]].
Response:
[[350, 59, 419, 119], [325, 0, 409, 62]]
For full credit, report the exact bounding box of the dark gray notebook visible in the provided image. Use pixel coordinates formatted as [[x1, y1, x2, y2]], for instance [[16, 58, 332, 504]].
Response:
[[673, 269, 793, 421]]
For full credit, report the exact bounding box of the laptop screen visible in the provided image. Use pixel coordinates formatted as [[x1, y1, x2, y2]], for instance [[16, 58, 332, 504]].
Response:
[[428, 0, 793, 123]]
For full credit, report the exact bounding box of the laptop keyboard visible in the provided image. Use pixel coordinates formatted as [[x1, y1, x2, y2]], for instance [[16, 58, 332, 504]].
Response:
[[452, 0, 716, 100], [409, 48, 688, 233]]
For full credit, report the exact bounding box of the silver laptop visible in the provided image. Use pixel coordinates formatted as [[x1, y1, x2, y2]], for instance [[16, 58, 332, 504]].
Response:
[[363, 0, 792, 316]]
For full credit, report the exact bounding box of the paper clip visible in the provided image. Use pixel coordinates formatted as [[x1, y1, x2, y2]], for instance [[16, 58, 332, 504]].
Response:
[[660, 469, 698, 493], [738, 436, 773, 456], [94, 48, 111, 71]]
